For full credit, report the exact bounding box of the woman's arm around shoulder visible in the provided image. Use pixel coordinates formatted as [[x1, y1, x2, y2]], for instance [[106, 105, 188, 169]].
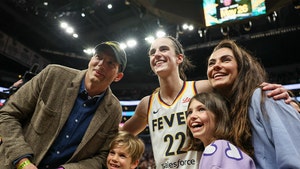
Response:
[[195, 80, 213, 94]]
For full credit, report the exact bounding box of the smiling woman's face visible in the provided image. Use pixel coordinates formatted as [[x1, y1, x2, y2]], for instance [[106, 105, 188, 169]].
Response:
[[207, 47, 238, 95], [148, 37, 179, 75]]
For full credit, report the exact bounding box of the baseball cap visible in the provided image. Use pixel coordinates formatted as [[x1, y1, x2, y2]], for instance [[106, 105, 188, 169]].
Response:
[[94, 41, 127, 72]]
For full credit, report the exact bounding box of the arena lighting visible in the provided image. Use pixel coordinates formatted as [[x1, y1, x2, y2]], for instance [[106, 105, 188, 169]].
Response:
[[122, 111, 135, 116], [66, 27, 74, 34], [72, 33, 78, 38], [83, 48, 94, 55], [267, 11, 278, 23], [156, 30, 166, 37], [283, 83, 300, 90], [198, 28, 207, 38], [59, 21, 79, 38], [119, 43, 127, 49], [145, 36, 155, 44], [60, 22, 68, 29], [182, 23, 194, 31], [125, 0, 131, 5], [221, 26, 230, 36], [120, 100, 140, 106], [126, 39, 137, 48], [243, 21, 252, 32], [293, 0, 300, 9]]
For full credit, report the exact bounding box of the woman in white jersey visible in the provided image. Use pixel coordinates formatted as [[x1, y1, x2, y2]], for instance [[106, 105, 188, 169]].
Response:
[[120, 36, 293, 169]]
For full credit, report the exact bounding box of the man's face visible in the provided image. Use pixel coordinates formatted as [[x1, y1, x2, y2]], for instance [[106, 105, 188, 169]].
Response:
[[86, 50, 123, 88]]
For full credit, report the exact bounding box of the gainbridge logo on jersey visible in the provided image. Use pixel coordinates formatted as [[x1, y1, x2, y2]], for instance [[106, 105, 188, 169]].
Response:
[[161, 159, 196, 168]]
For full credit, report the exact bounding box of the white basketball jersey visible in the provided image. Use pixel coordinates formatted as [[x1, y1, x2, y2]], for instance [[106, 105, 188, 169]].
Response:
[[148, 81, 201, 169]]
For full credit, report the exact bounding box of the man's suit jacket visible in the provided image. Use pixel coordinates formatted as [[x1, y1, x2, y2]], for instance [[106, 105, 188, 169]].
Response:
[[0, 64, 122, 169]]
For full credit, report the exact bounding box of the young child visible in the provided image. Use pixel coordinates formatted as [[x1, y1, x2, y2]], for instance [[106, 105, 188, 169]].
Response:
[[185, 92, 256, 169], [107, 131, 145, 169]]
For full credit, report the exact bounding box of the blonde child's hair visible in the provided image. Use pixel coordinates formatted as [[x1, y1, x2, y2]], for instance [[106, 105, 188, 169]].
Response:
[[109, 131, 145, 162]]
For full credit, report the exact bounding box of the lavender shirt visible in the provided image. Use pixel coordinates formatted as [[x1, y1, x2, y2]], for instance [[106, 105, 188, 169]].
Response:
[[199, 140, 256, 169]]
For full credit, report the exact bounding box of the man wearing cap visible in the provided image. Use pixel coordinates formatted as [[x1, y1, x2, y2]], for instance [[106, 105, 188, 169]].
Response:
[[0, 41, 127, 169]]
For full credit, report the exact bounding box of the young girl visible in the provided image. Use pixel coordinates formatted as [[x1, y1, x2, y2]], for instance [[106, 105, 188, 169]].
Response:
[[185, 92, 256, 169], [107, 131, 145, 169]]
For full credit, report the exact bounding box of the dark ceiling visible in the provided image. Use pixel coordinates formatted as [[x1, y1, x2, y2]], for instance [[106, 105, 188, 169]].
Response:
[[0, 0, 300, 92]]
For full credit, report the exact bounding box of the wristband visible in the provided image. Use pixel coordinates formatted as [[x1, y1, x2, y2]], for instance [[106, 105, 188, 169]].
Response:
[[17, 159, 31, 169], [57, 167, 65, 169]]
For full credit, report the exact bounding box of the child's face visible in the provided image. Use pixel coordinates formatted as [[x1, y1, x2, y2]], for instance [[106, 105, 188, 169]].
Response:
[[107, 144, 138, 169], [186, 99, 216, 146]]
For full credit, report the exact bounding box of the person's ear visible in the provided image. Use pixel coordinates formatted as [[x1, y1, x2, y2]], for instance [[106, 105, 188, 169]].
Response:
[[176, 54, 184, 64], [130, 160, 139, 169], [114, 72, 124, 82]]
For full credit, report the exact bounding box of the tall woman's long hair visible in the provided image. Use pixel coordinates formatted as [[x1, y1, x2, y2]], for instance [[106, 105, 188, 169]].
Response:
[[210, 39, 268, 157]]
